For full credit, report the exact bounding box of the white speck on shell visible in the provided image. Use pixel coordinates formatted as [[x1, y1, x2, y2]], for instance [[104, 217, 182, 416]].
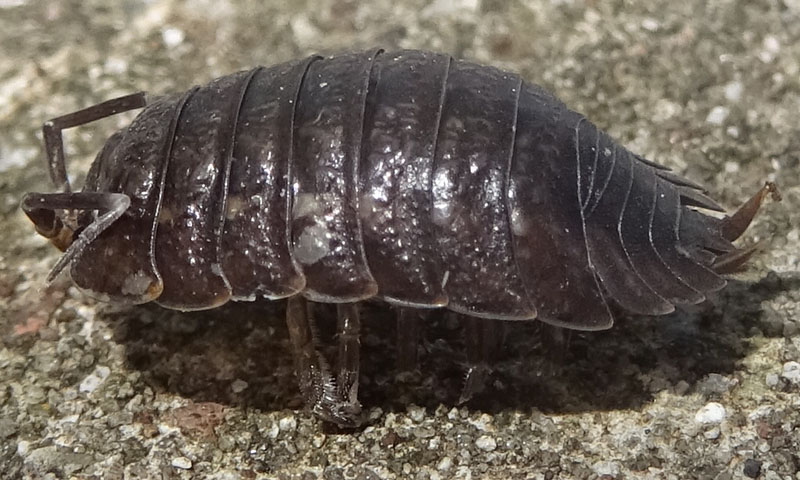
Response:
[[510, 208, 527, 236], [293, 223, 331, 265], [121, 270, 153, 297], [292, 193, 320, 219]]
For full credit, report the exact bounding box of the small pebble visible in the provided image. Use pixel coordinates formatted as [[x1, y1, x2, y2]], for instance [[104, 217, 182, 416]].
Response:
[[231, 379, 248, 393], [641, 18, 659, 31], [171, 456, 192, 469], [674, 380, 691, 395], [780, 361, 800, 384], [743, 458, 762, 478], [697, 373, 736, 395], [279, 415, 297, 432], [408, 405, 426, 423], [765, 373, 779, 387], [470, 413, 493, 432], [763, 35, 780, 53], [475, 435, 497, 452], [17, 440, 30, 456], [724, 81, 743, 102], [0, 418, 17, 439], [368, 407, 383, 421], [79, 366, 110, 393], [695, 402, 726, 424], [759, 35, 780, 62], [706, 106, 729, 125], [104, 57, 128, 75], [593, 461, 621, 477], [724, 161, 740, 173], [162, 27, 185, 48], [703, 427, 721, 440], [413, 426, 435, 439], [312, 433, 326, 448], [784, 322, 799, 338]]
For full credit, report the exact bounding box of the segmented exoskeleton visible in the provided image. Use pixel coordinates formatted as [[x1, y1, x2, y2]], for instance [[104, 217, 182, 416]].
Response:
[[22, 49, 778, 426]]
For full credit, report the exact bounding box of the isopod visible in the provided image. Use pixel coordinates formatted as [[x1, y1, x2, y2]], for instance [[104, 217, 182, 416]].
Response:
[[22, 49, 779, 427]]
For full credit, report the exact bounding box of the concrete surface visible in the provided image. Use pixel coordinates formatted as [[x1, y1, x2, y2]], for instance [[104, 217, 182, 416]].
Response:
[[0, 0, 798, 478]]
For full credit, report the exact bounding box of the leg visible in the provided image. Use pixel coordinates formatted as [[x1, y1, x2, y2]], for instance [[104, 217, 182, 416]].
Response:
[[335, 303, 361, 406], [541, 324, 570, 377], [285, 296, 362, 427], [43, 92, 147, 192], [21, 192, 130, 283], [458, 316, 504, 405], [396, 308, 421, 373]]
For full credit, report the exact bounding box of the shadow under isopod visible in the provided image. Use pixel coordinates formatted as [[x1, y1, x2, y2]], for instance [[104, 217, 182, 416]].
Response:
[[105, 271, 796, 420]]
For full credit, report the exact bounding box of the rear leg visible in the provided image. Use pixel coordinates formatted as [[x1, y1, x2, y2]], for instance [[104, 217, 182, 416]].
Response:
[[285, 296, 362, 427], [396, 308, 422, 374], [458, 316, 505, 405]]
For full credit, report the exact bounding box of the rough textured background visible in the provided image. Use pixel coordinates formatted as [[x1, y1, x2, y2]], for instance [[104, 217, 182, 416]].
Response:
[[1, 0, 798, 479]]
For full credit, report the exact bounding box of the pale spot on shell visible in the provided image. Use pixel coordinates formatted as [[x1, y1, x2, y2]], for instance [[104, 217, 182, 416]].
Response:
[[293, 223, 330, 265], [121, 270, 154, 297]]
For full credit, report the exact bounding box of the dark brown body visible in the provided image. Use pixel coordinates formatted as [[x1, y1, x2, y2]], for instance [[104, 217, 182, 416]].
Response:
[[23, 49, 778, 425], [37, 49, 765, 330]]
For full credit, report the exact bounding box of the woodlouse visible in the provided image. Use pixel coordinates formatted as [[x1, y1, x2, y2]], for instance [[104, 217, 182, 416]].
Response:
[[22, 49, 779, 427]]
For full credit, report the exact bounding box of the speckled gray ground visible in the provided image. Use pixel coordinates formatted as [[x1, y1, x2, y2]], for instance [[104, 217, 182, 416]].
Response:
[[1, 0, 799, 479]]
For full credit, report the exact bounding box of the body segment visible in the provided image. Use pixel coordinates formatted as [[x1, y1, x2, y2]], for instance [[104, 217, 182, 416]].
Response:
[[220, 59, 312, 300], [359, 50, 449, 308]]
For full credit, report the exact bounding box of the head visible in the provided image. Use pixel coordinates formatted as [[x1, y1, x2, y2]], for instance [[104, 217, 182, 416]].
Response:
[[22, 129, 127, 253]]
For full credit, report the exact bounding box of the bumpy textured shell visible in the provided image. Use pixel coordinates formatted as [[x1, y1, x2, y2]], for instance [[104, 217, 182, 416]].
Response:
[[68, 49, 736, 330]]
